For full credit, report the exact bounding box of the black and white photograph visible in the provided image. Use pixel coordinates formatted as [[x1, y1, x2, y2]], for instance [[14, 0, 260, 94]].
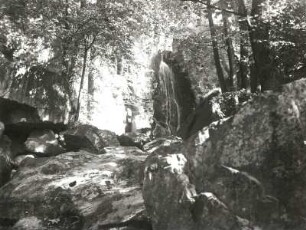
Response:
[[0, 0, 306, 229]]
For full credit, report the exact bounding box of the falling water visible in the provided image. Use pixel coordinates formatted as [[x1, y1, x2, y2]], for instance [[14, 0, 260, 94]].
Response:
[[151, 50, 196, 138], [158, 61, 181, 134]]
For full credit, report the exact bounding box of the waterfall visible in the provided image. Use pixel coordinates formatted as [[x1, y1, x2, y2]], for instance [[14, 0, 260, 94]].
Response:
[[157, 61, 181, 134], [151, 51, 195, 138]]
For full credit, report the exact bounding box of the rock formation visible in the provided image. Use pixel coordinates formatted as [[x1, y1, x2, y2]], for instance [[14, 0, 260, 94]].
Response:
[[143, 79, 306, 230], [1, 78, 306, 230], [0, 147, 151, 230], [0, 97, 40, 125], [178, 88, 252, 139], [25, 129, 65, 157], [61, 124, 119, 154]]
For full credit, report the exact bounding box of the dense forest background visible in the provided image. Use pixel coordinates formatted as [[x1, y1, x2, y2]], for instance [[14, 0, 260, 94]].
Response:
[[0, 0, 305, 134]]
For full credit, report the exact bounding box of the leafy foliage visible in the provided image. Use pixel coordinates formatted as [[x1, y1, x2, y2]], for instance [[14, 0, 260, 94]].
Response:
[[0, 0, 160, 121], [180, 0, 306, 92]]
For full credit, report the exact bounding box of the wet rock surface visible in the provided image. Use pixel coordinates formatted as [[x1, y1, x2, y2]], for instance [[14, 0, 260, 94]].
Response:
[[150, 51, 195, 138], [0, 147, 151, 230]]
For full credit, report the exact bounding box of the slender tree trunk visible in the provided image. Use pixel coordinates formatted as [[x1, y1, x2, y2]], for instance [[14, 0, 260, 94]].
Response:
[[220, 53, 230, 75], [207, 0, 227, 92], [221, 0, 235, 90], [87, 64, 94, 121], [77, 0, 88, 114], [250, 63, 258, 92], [76, 34, 97, 121], [236, 0, 249, 90], [76, 44, 88, 121], [61, 38, 79, 123], [18, 74, 27, 102], [117, 55, 123, 75]]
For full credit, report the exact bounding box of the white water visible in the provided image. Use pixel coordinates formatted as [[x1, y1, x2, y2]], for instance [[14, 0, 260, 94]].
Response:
[[158, 61, 180, 133]]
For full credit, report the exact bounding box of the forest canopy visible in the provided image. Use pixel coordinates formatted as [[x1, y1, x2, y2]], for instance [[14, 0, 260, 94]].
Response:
[[0, 0, 305, 126]]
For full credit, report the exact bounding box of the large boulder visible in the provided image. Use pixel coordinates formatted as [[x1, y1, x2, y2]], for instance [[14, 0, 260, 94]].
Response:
[[117, 131, 151, 150], [143, 139, 246, 230], [4, 122, 67, 158], [143, 79, 306, 230], [143, 150, 196, 230], [24, 129, 65, 156], [61, 124, 120, 154], [0, 147, 151, 230], [185, 79, 306, 229]]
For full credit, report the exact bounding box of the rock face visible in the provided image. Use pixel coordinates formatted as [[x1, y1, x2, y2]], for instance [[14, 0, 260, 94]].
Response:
[[143, 138, 244, 230], [62, 124, 120, 154], [178, 89, 252, 140], [143, 79, 306, 230], [178, 88, 221, 140], [143, 148, 196, 230], [0, 147, 151, 230], [117, 132, 151, 150], [25, 129, 65, 156], [162, 51, 196, 130], [0, 97, 41, 125]]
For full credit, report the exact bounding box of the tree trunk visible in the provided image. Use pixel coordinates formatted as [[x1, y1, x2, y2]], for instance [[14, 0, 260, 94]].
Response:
[[236, 0, 249, 90], [250, 63, 258, 92], [117, 55, 123, 75], [221, 0, 235, 90], [207, 0, 227, 92], [249, 0, 280, 91], [61, 37, 79, 124], [76, 44, 88, 121], [62, 0, 79, 123], [87, 65, 94, 121]]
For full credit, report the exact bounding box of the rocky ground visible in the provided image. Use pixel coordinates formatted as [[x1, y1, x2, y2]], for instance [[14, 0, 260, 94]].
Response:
[[1, 79, 306, 230]]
